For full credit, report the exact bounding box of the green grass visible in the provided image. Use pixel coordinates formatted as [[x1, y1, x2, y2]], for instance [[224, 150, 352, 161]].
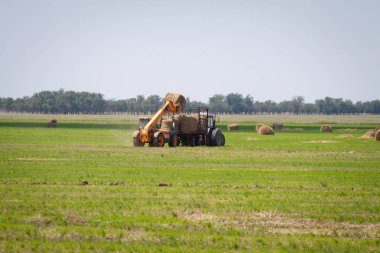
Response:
[[0, 118, 379, 252]]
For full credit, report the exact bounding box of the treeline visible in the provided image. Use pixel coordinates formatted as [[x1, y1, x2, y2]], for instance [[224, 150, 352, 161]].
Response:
[[1, 89, 380, 114]]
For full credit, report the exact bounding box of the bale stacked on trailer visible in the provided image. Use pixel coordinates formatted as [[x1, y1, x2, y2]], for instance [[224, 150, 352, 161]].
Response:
[[174, 114, 207, 134], [161, 119, 173, 131], [179, 115, 198, 134]]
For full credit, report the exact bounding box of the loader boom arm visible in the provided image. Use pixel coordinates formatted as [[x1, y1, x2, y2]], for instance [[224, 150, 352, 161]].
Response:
[[143, 101, 170, 132], [139, 100, 182, 143]]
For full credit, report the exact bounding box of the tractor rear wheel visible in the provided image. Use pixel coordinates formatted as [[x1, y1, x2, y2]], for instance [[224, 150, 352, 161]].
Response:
[[211, 128, 222, 146], [220, 133, 225, 146]]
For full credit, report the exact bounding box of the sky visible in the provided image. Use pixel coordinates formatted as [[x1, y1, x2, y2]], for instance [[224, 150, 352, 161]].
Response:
[[0, 0, 379, 103]]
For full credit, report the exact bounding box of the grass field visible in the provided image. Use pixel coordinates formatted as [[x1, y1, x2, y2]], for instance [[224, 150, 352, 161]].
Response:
[[0, 115, 379, 252]]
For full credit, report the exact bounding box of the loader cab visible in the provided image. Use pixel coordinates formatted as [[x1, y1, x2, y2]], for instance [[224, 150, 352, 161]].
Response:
[[139, 117, 150, 128], [139, 117, 160, 131]]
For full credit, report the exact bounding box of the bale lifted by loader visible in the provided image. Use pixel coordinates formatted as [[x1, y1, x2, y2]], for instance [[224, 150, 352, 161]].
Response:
[[132, 93, 185, 147], [132, 92, 225, 147]]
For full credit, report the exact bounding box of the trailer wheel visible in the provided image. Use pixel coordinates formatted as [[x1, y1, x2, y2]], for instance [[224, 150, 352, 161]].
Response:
[[133, 131, 145, 147], [153, 133, 165, 147], [169, 134, 178, 147]]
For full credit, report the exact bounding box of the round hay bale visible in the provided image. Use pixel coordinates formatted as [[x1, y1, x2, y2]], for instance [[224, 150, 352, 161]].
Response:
[[255, 124, 264, 133], [164, 93, 186, 109], [360, 130, 375, 138], [272, 123, 284, 130], [259, 125, 274, 135], [47, 119, 57, 128], [161, 119, 173, 131], [375, 130, 380, 141], [228, 124, 239, 131], [179, 115, 198, 134], [320, 125, 332, 132]]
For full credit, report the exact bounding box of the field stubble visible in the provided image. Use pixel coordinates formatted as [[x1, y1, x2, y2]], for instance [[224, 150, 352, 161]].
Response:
[[0, 115, 379, 252]]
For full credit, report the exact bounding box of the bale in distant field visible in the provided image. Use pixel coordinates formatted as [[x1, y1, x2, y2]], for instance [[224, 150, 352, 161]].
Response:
[[272, 123, 284, 130], [47, 119, 57, 128], [360, 130, 375, 138], [320, 125, 332, 132], [164, 93, 186, 109], [259, 125, 274, 135], [228, 124, 239, 131], [375, 130, 380, 141], [255, 124, 264, 133]]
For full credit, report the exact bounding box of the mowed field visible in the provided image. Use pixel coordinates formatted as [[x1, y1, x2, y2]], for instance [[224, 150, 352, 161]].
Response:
[[0, 114, 379, 252]]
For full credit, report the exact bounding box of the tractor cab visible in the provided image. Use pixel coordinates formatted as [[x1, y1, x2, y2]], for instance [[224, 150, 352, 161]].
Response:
[[208, 115, 216, 129]]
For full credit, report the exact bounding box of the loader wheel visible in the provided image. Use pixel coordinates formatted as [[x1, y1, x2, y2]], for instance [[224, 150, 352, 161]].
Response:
[[132, 131, 145, 147], [211, 128, 222, 146], [169, 134, 178, 147], [220, 133, 225, 146], [153, 133, 165, 147]]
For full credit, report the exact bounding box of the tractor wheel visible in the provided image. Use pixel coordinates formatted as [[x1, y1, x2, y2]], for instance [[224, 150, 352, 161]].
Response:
[[132, 131, 145, 147], [220, 133, 225, 146], [153, 133, 165, 147], [211, 128, 222, 146], [169, 134, 178, 147]]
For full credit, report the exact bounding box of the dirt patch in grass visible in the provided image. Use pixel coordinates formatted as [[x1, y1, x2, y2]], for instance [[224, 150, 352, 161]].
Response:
[[17, 157, 68, 161], [65, 216, 86, 224], [246, 137, 259, 141], [27, 217, 55, 227], [222, 211, 380, 238], [179, 209, 216, 222], [282, 128, 304, 131], [335, 134, 354, 139], [304, 140, 339, 144]]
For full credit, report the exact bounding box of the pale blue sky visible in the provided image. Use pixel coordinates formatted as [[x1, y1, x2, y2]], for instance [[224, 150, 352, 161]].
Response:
[[0, 0, 379, 102]]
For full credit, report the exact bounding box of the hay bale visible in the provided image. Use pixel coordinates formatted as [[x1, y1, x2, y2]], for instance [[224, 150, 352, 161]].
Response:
[[320, 125, 332, 132], [360, 130, 375, 138], [161, 119, 173, 131], [164, 93, 186, 109], [47, 119, 57, 128], [272, 123, 284, 130], [255, 124, 264, 133], [259, 125, 274, 135], [179, 115, 198, 134], [228, 124, 239, 131], [375, 130, 380, 141]]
